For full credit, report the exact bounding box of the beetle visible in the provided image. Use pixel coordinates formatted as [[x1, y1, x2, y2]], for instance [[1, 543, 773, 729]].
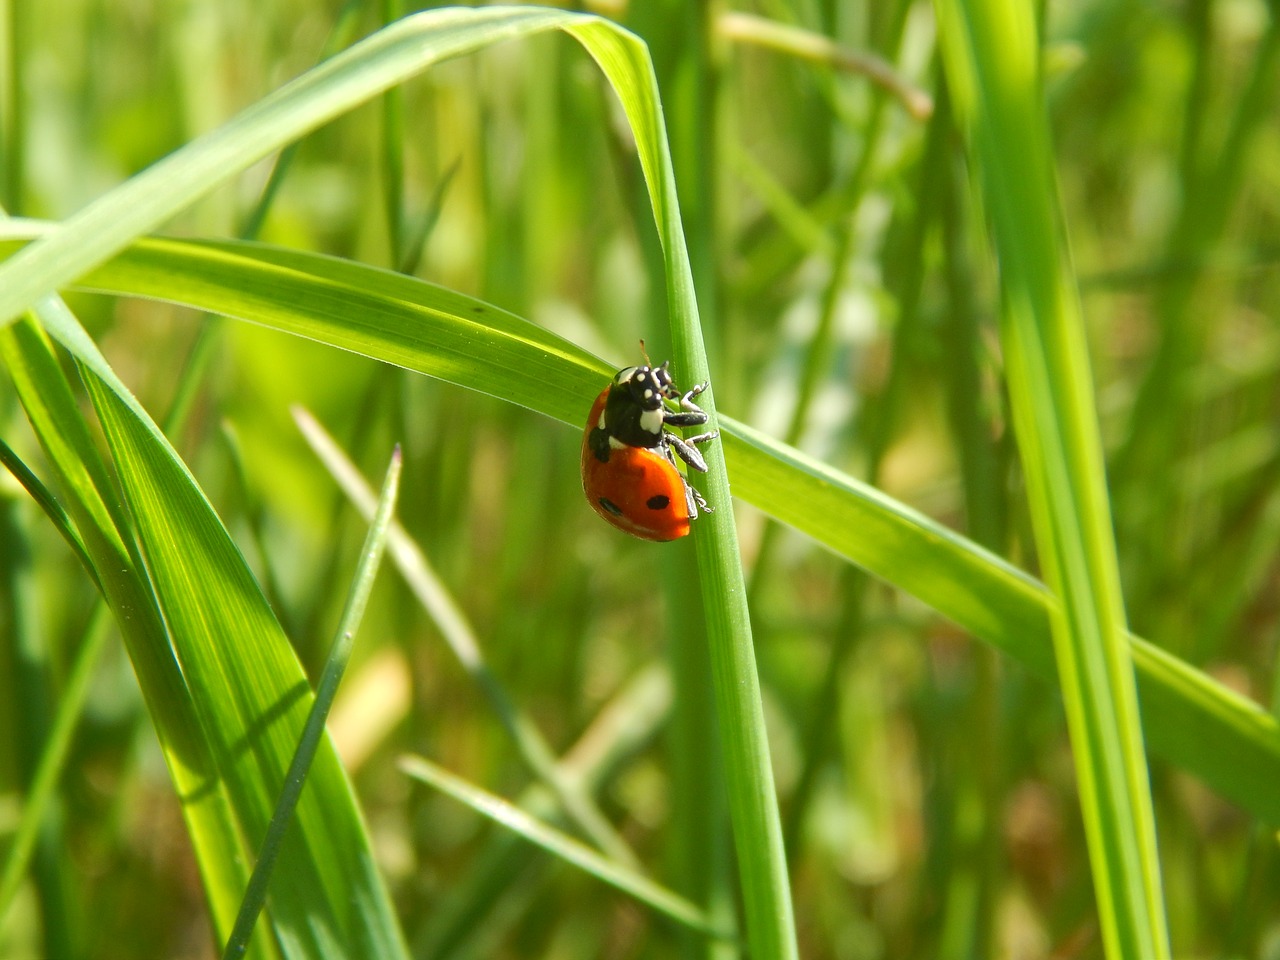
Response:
[[581, 358, 719, 541]]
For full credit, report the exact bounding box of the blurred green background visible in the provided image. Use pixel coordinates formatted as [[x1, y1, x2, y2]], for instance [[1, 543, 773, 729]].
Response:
[[2, 0, 1280, 957]]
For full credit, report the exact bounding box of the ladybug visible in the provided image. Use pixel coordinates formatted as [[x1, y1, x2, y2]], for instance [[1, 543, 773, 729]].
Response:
[[581, 358, 719, 541]]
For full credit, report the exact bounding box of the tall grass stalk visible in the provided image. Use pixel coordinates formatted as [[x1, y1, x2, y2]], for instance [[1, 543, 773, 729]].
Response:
[[222, 447, 401, 959], [574, 22, 800, 957], [627, 7, 739, 957], [934, 0, 1170, 955]]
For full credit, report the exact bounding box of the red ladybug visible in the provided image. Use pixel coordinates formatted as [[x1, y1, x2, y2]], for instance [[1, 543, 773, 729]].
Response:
[[581, 358, 719, 541]]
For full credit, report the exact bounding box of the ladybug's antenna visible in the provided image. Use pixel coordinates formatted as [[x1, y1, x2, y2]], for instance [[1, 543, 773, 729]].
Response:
[[639, 339, 651, 367]]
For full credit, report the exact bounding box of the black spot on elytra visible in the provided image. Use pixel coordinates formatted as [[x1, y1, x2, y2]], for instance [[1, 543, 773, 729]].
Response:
[[598, 497, 623, 517], [646, 494, 671, 511]]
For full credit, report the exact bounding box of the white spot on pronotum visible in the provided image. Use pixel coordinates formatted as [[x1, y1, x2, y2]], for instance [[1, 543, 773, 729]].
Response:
[[640, 407, 663, 435]]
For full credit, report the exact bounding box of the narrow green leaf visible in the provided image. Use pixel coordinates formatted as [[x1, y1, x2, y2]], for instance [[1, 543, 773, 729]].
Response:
[[3, 229, 1276, 828], [933, 0, 1169, 955], [0, 311, 269, 956], [554, 22, 800, 958], [222, 448, 402, 960], [35, 293, 407, 959]]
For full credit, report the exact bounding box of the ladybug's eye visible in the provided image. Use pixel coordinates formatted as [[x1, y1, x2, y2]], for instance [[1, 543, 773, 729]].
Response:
[[653, 363, 675, 394], [613, 366, 640, 386]]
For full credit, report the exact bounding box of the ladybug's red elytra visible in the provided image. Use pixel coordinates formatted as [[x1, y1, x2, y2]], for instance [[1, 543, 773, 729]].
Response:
[[581, 358, 719, 542]]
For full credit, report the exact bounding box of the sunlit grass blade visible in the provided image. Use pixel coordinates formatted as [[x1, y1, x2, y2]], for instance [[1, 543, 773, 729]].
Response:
[[0, 439, 95, 584], [31, 294, 408, 958], [2, 228, 1276, 825], [398, 754, 734, 942], [569, 22, 798, 958], [0, 225, 605, 423], [292, 405, 638, 868], [222, 447, 401, 960], [934, 0, 1169, 955], [0, 311, 265, 955]]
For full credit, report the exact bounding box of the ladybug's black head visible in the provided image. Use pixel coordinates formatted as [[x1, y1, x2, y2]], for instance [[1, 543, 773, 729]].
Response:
[[613, 362, 675, 411]]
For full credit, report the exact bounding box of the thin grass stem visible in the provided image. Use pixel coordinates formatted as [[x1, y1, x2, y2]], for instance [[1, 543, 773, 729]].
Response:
[[220, 447, 402, 960]]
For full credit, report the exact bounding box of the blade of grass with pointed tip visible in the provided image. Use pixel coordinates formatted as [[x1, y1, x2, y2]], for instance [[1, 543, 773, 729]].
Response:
[[222, 447, 401, 960], [0, 312, 268, 956], [2, 229, 1276, 827], [31, 291, 409, 958], [559, 23, 799, 958]]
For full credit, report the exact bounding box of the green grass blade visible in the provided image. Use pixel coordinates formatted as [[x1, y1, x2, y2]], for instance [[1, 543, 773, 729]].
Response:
[[933, 0, 1170, 955], [222, 448, 401, 960], [34, 295, 408, 959], [3, 228, 1277, 826], [1, 321, 267, 957], [0, 312, 267, 957], [719, 422, 1280, 824], [567, 22, 798, 958], [397, 755, 734, 942], [0, 439, 96, 584], [0, 225, 604, 423], [595, 16, 737, 947]]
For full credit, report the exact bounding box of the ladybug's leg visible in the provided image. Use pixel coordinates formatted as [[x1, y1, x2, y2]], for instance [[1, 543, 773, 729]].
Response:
[[666, 430, 718, 474], [663, 410, 708, 428], [680, 475, 712, 518], [681, 381, 710, 408], [662, 381, 711, 428], [657, 439, 714, 517]]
